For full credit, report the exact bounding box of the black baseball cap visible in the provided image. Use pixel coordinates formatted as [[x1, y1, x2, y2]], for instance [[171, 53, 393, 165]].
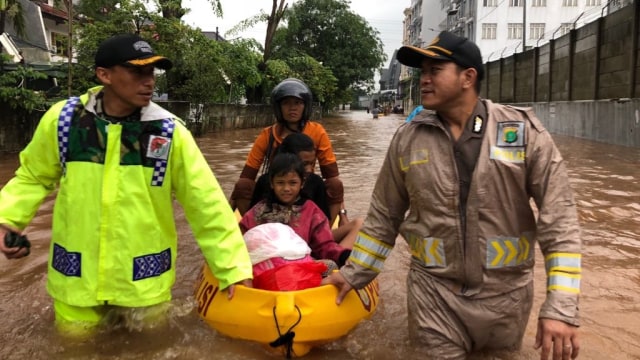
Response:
[[94, 34, 173, 70], [397, 31, 484, 80]]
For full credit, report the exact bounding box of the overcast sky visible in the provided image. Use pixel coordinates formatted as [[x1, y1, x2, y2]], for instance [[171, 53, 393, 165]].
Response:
[[181, 0, 407, 66]]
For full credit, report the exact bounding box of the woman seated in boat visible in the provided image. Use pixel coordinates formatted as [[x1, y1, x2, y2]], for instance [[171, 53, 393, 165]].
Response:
[[250, 133, 361, 249], [239, 152, 351, 268]]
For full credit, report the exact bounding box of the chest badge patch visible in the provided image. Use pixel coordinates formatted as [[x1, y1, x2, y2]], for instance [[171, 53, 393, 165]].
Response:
[[496, 122, 525, 147], [147, 135, 171, 160]]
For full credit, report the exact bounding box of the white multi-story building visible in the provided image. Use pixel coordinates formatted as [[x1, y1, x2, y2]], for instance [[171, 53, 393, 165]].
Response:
[[402, 0, 632, 63]]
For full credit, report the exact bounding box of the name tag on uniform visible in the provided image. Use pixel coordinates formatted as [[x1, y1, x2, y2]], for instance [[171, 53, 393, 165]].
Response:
[[147, 135, 171, 160]]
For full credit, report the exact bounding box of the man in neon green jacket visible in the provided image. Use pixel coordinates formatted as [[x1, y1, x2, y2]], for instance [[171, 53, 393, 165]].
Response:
[[0, 34, 252, 334]]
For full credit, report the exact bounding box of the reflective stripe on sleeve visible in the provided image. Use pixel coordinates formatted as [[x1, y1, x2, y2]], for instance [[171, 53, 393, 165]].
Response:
[[545, 253, 582, 273], [548, 271, 581, 294], [348, 233, 393, 273], [545, 253, 581, 294]]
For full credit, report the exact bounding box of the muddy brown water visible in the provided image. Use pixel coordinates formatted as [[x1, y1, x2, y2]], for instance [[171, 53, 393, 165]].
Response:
[[0, 110, 638, 359]]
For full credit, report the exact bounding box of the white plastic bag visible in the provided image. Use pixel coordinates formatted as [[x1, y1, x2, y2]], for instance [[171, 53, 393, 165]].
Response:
[[243, 223, 311, 265]]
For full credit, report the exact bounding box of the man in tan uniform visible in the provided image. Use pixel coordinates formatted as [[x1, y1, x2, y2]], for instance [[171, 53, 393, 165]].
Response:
[[322, 31, 582, 360]]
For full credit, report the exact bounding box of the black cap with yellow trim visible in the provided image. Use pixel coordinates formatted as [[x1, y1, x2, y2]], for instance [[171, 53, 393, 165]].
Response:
[[397, 31, 484, 80], [95, 34, 173, 70]]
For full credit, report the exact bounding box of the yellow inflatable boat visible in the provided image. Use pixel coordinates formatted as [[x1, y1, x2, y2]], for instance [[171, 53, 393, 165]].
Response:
[[194, 264, 379, 357]]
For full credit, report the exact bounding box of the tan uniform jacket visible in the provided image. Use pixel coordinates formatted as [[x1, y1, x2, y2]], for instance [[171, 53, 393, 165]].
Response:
[[342, 99, 582, 326]]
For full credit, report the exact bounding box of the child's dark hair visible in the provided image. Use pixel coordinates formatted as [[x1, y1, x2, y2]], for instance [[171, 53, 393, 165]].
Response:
[[279, 133, 315, 155], [269, 153, 305, 183]]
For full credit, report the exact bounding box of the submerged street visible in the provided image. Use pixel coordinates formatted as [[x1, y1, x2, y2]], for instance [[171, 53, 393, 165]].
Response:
[[0, 110, 638, 359]]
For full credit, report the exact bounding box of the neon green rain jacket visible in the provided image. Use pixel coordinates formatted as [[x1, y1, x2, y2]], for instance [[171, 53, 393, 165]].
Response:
[[0, 86, 252, 307]]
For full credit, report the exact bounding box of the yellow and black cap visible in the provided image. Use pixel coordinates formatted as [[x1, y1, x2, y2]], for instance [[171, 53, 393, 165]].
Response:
[[94, 34, 173, 70], [397, 31, 484, 80]]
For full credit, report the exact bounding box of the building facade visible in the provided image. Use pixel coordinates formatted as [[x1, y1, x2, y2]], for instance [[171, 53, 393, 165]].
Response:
[[446, 0, 611, 62], [398, 0, 634, 110]]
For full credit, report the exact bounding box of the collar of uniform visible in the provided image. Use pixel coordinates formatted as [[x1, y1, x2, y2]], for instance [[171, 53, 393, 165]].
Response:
[[465, 98, 487, 138], [82, 85, 178, 123], [450, 99, 486, 144]]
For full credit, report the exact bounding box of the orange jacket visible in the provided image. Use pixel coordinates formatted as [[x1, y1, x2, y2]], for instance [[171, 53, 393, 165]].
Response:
[[238, 122, 339, 182]]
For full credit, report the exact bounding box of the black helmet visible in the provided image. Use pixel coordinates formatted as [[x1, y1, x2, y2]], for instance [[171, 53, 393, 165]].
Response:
[[271, 78, 313, 126]]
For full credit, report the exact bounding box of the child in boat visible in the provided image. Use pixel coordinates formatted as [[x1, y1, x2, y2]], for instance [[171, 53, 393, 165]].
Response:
[[249, 133, 361, 249], [239, 152, 351, 268]]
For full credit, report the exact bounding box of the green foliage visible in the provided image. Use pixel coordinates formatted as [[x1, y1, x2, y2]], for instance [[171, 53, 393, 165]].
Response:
[[0, 55, 48, 112], [164, 28, 230, 102], [217, 39, 263, 103], [276, 0, 386, 104], [69, 0, 372, 109], [261, 54, 337, 110], [226, 10, 269, 41], [72, 0, 264, 104]]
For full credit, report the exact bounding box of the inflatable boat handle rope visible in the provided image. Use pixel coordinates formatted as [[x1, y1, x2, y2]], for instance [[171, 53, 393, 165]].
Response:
[[269, 305, 302, 359]]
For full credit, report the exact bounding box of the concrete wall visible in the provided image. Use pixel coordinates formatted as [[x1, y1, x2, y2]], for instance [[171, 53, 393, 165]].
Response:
[[520, 100, 640, 148], [0, 107, 41, 153], [0, 100, 323, 153], [0, 102, 275, 153]]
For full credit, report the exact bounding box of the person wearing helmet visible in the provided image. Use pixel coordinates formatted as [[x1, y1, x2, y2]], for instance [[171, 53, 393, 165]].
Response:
[[230, 78, 344, 225]]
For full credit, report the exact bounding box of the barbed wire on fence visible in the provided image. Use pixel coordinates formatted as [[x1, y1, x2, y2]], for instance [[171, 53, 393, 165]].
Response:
[[486, 3, 612, 62]]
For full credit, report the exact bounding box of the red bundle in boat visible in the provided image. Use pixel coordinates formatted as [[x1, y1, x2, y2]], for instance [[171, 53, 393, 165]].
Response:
[[253, 261, 328, 291]]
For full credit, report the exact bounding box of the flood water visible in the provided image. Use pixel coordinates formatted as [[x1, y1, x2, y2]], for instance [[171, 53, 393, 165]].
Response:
[[0, 110, 639, 359]]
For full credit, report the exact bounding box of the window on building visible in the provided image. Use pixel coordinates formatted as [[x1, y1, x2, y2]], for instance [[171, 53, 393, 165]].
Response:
[[530, 23, 545, 39], [559, 23, 573, 36], [531, 0, 546, 6], [482, 23, 497, 39], [562, 0, 578, 6], [508, 23, 523, 39], [51, 33, 69, 57], [467, 21, 475, 40], [483, 0, 498, 6], [586, 0, 601, 6], [509, 0, 523, 6]]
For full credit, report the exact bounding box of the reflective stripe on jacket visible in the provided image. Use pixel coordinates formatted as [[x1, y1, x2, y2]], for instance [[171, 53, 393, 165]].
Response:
[[341, 99, 581, 325], [0, 86, 252, 307]]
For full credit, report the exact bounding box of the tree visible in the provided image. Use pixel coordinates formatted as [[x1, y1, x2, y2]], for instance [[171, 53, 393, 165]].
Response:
[[277, 0, 386, 104], [216, 38, 263, 103], [0, 54, 48, 112], [72, 0, 264, 105], [225, 0, 289, 103], [157, 0, 222, 20], [262, 51, 337, 109]]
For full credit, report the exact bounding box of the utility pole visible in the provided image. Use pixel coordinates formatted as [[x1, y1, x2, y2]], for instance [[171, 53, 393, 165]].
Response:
[[522, 0, 527, 52], [67, 0, 72, 97]]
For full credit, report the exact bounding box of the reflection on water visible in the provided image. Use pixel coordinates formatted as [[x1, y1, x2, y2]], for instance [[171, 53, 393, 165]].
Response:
[[0, 111, 639, 359]]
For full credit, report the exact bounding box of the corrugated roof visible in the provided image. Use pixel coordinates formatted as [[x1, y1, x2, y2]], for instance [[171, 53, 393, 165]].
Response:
[[37, 3, 69, 21]]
